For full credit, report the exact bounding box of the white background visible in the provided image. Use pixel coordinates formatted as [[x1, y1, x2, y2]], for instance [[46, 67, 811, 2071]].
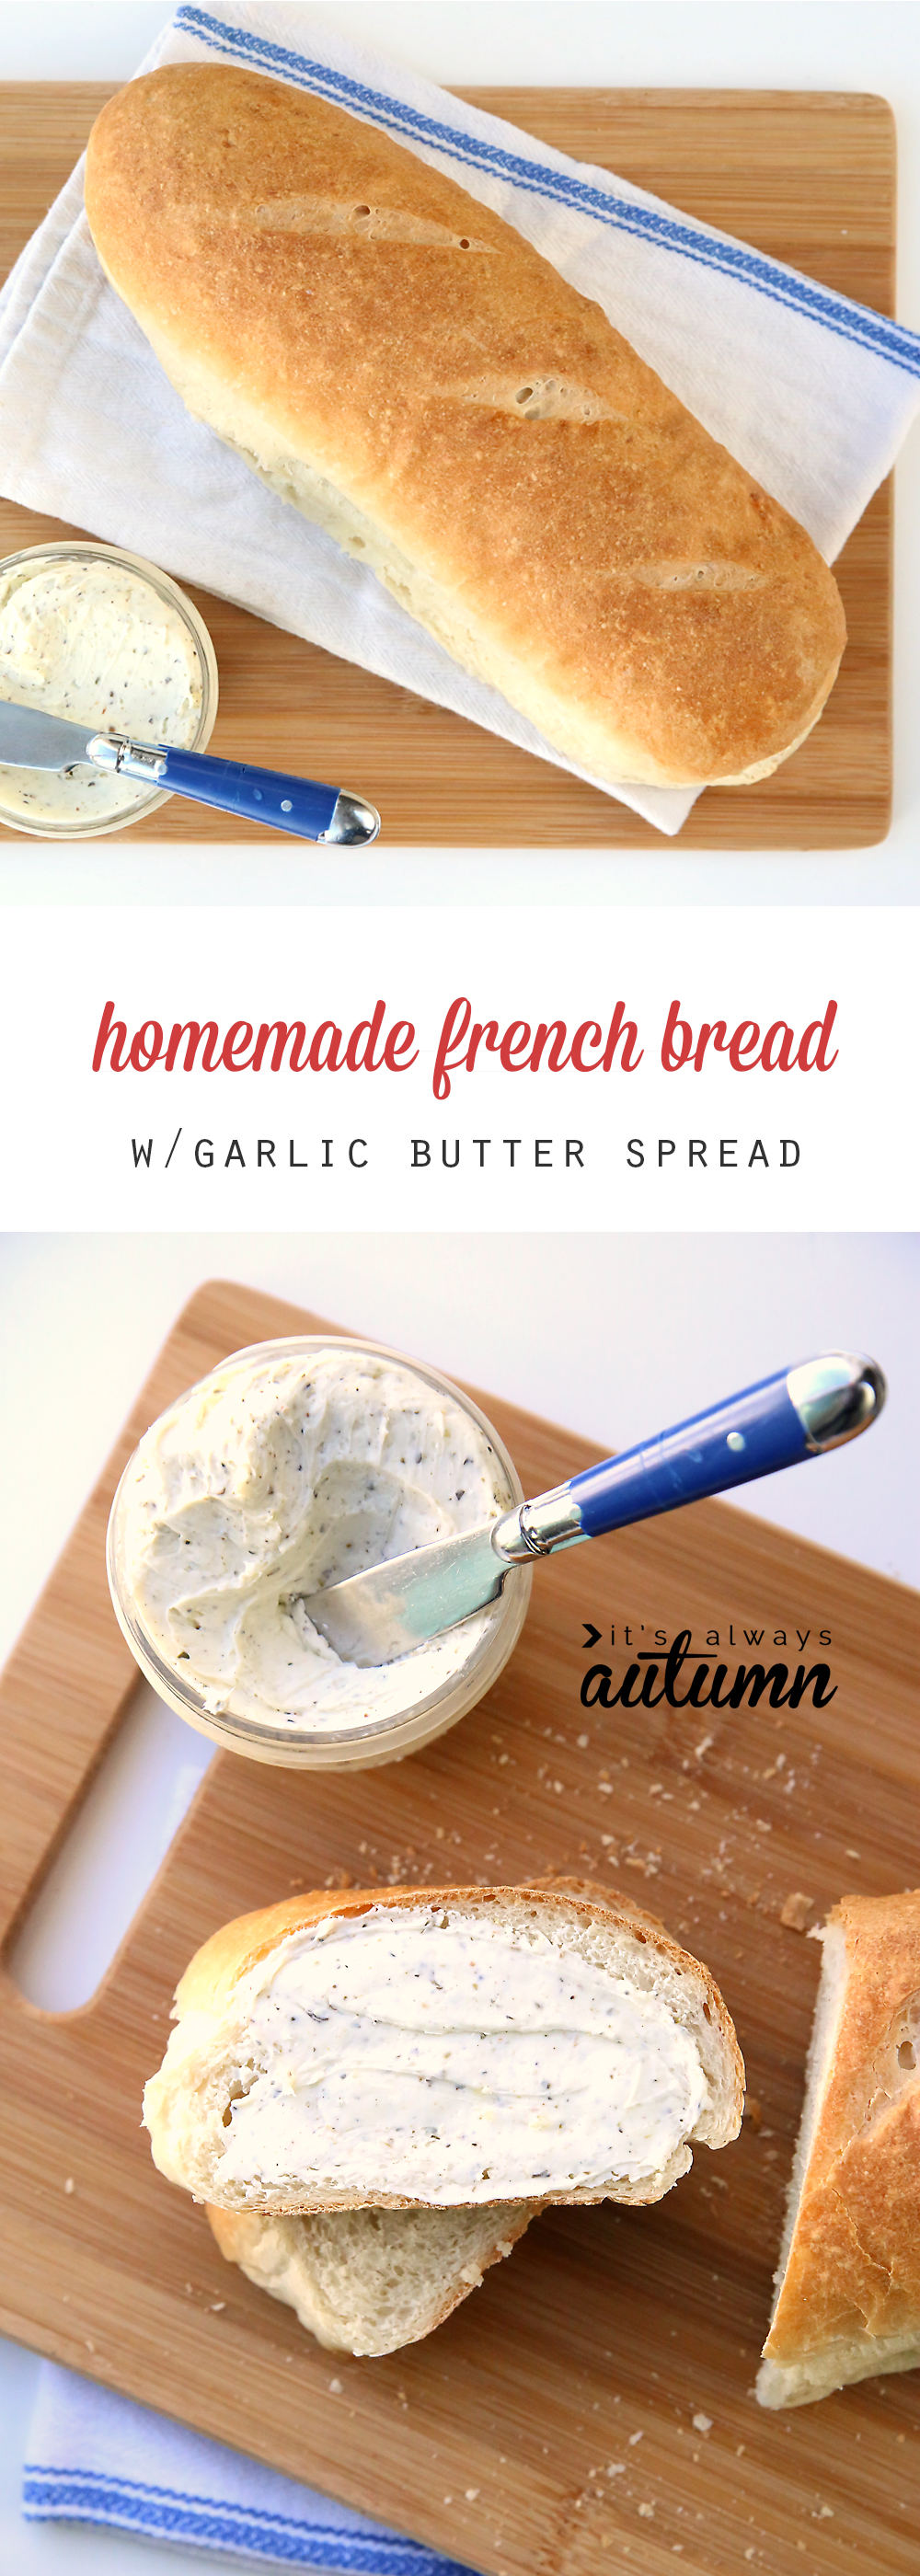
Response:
[[0, 0, 918, 907], [1, 4, 920, 2571], [2, 904, 915, 1228]]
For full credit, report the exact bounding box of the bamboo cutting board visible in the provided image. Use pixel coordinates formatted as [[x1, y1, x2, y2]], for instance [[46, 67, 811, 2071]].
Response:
[[0, 85, 894, 848], [1, 1279, 918, 2576]]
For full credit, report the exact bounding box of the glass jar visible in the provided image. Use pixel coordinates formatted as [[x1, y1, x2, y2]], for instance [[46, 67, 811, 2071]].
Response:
[[0, 540, 218, 837], [107, 1335, 532, 1768]]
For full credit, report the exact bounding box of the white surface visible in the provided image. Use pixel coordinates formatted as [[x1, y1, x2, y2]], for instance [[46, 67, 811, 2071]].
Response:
[[0, 0, 918, 903], [3, 903, 917, 1233], [9, 1677, 214, 2009]]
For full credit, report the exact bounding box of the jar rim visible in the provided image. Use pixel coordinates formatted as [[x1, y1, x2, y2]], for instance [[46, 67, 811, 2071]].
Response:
[[0, 539, 219, 838], [107, 1333, 531, 1768]]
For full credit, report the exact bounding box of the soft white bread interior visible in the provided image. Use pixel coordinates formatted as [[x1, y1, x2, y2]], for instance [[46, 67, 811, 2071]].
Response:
[[757, 1889, 920, 2408], [143, 1880, 743, 2214], [207, 2197, 535, 2357], [84, 63, 845, 793]]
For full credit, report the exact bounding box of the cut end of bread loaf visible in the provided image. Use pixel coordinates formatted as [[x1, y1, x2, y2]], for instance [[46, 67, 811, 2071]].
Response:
[[757, 2327, 920, 2411], [758, 1889, 920, 2408], [144, 1880, 743, 2218], [85, 63, 845, 793], [207, 2197, 536, 2356]]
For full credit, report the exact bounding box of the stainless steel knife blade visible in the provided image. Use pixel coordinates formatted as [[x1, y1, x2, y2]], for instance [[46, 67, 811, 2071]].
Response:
[[300, 1521, 510, 1665], [0, 700, 101, 770]]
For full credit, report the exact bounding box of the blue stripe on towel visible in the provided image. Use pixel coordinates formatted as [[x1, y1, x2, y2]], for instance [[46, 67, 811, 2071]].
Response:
[[23, 2464, 475, 2573], [174, 5, 920, 379]]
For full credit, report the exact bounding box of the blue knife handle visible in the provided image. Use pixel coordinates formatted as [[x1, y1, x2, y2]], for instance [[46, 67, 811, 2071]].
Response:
[[159, 747, 340, 840], [569, 1368, 810, 1538]]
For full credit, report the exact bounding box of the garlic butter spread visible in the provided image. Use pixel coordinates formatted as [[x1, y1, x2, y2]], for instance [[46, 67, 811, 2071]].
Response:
[[213, 1911, 711, 2202], [121, 1347, 512, 1731], [0, 557, 202, 825]]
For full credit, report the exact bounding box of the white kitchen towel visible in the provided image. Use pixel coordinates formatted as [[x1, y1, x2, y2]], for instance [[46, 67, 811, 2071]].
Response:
[[24, 2360, 477, 2571], [2, 5, 919, 836]]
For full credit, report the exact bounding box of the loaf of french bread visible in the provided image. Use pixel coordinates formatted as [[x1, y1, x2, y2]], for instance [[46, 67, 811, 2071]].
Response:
[[757, 1890, 920, 2408], [84, 64, 846, 791]]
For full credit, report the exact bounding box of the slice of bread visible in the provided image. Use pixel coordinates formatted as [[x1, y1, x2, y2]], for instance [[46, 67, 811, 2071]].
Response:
[[144, 1880, 743, 2214], [207, 2198, 535, 2357], [757, 1889, 920, 2408]]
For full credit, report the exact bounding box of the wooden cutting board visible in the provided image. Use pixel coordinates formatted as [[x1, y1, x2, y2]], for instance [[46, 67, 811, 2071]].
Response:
[[1, 1277, 918, 2576], [0, 85, 894, 848]]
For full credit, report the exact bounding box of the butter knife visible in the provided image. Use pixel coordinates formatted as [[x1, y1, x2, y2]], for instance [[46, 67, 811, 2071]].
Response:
[[0, 700, 380, 843], [302, 1354, 885, 1666]]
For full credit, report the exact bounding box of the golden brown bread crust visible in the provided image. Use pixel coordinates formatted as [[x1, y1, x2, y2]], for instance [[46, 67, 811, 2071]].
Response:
[[765, 1891, 920, 2364], [84, 63, 846, 790]]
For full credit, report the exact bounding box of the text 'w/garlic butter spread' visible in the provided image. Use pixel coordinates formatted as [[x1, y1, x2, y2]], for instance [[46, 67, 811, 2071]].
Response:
[[152, 1909, 712, 2206], [120, 1347, 512, 1732], [0, 555, 203, 825]]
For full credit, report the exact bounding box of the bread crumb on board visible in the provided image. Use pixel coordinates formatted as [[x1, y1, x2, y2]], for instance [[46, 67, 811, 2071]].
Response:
[[780, 1892, 814, 1930]]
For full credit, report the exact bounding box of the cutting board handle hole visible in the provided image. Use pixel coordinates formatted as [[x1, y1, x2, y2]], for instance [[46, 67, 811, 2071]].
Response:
[[7, 1678, 213, 2012]]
